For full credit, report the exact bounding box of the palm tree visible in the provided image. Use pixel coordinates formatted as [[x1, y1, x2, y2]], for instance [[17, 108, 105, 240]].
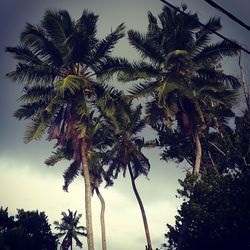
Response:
[[99, 98, 153, 250], [45, 111, 110, 250], [115, 5, 240, 175], [6, 9, 125, 250], [54, 210, 87, 250]]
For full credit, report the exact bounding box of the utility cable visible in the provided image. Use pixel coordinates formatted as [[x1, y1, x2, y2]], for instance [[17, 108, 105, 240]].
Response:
[[204, 0, 250, 31]]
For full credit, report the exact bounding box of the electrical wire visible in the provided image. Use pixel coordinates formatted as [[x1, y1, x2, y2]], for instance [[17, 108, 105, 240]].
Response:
[[204, 0, 250, 31]]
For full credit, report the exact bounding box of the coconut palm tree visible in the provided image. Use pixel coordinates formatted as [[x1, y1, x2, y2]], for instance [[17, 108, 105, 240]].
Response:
[[115, 5, 240, 175], [45, 111, 110, 250], [54, 210, 87, 250], [98, 98, 153, 250], [6, 9, 125, 250]]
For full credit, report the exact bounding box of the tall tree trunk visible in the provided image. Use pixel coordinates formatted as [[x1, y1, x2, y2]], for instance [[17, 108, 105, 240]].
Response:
[[128, 163, 152, 250], [95, 187, 107, 250], [193, 128, 202, 175], [70, 238, 73, 250], [177, 129, 202, 250], [81, 141, 95, 250]]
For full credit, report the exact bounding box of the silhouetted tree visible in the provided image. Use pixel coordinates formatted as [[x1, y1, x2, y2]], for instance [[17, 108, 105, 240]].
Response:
[[165, 167, 250, 250], [54, 210, 86, 250], [115, 5, 240, 175], [6, 8, 125, 250], [99, 98, 153, 250], [0, 208, 58, 250], [164, 111, 250, 250]]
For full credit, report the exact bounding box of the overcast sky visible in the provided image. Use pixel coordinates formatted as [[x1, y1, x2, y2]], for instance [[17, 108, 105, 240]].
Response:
[[0, 0, 249, 249]]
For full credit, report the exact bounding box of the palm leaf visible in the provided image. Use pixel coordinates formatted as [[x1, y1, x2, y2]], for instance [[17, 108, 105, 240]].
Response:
[[93, 57, 131, 80], [20, 23, 63, 66], [45, 147, 66, 166], [128, 81, 159, 98], [194, 17, 222, 50], [197, 68, 240, 89], [41, 9, 74, 55], [55, 75, 86, 96], [6, 46, 42, 65], [6, 63, 58, 85], [194, 40, 240, 63], [89, 23, 125, 65], [23, 117, 48, 143], [63, 160, 81, 191], [14, 102, 47, 120], [128, 30, 164, 64], [118, 61, 160, 82], [77, 9, 99, 44], [18, 85, 54, 104]]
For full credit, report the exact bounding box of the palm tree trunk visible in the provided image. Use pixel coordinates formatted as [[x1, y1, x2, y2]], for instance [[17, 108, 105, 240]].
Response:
[[128, 163, 152, 250], [193, 128, 202, 175], [177, 129, 202, 250], [95, 187, 107, 250], [81, 141, 95, 250]]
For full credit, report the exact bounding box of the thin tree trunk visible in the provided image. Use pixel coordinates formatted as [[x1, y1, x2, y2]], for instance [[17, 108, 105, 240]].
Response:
[[81, 141, 95, 250], [96, 187, 107, 250], [177, 129, 202, 250], [71, 238, 73, 250], [239, 52, 250, 111], [193, 128, 202, 175], [127, 163, 152, 250]]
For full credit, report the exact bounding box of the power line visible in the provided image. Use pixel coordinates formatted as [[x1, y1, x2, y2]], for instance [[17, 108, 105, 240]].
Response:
[[204, 0, 250, 31], [159, 0, 250, 55]]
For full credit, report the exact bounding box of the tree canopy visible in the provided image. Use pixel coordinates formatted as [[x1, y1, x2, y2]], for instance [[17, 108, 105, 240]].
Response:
[[0, 208, 58, 250]]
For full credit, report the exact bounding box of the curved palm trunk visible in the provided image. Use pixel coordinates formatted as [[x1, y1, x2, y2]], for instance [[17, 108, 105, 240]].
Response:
[[81, 141, 95, 250], [176, 115, 202, 250], [177, 129, 202, 250], [95, 187, 107, 250], [128, 163, 152, 250], [192, 128, 202, 175]]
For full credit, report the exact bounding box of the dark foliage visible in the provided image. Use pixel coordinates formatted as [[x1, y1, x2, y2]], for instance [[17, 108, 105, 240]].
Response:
[[165, 167, 250, 250], [0, 207, 58, 250]]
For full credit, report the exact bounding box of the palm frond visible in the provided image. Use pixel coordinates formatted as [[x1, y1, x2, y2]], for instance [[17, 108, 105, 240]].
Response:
[[199, 88, 238, 106], [20, 23, 63, 66], [89, 23, 125, 64], [118, 61, 160, 82], [197, 68, 241, 89], [45, 147, 66, 166], [129, 150, 150, 178], [6, 46, 42, 65], [194, 17, 222, 50], [128, 81, 159, 98], [128, 105, 144, 133], [147, 11, 161, 38], [55, 75, 85, 96], [63, 160, 81, 191], [14, 102, 47, 120], [41, 9, 74, 55], [18, 85, 54, 104], [73, 234, 83, 247], [6, 63, 58, 85], [93, 57, 131, 80], [194, 40, 240, 63], [23, 117, 48, 143], [77, 9, 99, 44], [128, 30, 164, 64]]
